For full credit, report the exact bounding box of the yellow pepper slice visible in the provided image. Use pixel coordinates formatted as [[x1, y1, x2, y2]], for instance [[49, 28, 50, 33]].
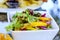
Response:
[[30, 22, 47, 27], [39, 17, 51, 21], [22, 23, 36, 30], [26, 27, 37, 30]]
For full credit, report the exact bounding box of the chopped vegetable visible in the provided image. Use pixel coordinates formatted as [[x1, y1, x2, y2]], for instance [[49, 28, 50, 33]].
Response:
[[30, 22, 47, 27], [39, 17, 51, 22], [5, 9, 52, 31], [41, 13, 46, 17]]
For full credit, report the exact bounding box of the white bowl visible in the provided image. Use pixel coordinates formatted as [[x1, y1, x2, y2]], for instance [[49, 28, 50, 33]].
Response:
[[12, 11, 59, 40]]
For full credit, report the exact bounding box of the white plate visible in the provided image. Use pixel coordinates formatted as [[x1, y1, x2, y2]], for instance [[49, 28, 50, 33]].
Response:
[[0, 0, 43, 11]]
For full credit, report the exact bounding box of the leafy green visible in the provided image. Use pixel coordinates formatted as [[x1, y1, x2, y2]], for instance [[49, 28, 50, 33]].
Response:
[[28, 15, 37, 23], [5, 23, 14, 31], [25, 10, 38, 23], [6, 18, 23, 31], [5, 9, 39, 31]]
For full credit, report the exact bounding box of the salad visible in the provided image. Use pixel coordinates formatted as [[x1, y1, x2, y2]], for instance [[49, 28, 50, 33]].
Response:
[[6, 9, 52, 31]]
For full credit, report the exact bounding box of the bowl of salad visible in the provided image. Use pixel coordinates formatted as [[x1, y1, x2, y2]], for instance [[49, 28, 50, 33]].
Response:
[[5, 9, 59, 40]]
